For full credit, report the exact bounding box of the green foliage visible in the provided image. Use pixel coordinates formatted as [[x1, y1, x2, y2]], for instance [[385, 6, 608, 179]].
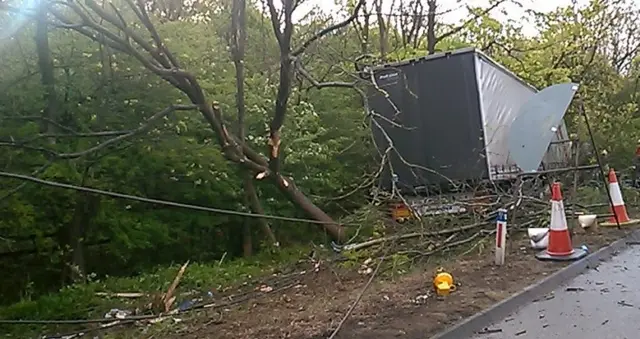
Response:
[[0, 0, 372, 305], [0, 246, 306, 336]]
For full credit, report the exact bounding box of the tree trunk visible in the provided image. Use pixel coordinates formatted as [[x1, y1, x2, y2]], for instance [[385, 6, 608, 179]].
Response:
[[231, 0, 278, 251], [273, 175, 345, 241], [67, 199, 86, 282], [375, 0, 388, 58], [426, 0, 437, 54], [245, 175, 278, 244], [242, 217, 253, 256], [60, 188, 100, 283], [34, 1, 57, 139], [353, 2, 370, 54]]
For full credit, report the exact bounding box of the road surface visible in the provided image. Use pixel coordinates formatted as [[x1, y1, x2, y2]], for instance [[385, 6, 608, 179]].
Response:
[[473, 245, 640, 339]]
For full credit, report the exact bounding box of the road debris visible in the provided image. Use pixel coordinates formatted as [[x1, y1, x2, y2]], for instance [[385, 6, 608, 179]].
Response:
[[162, 261, 190, 312], [433, 270, 455, 296], [565, 287, 585, 292], [413, 294, 429, 304], [259, 285, 274, 293], [618, 300, 634, 307], [477, 327, 503, 334], [95, 292, 146, 298], [104, 309, 132, 319], [358, 258, 375, 275]]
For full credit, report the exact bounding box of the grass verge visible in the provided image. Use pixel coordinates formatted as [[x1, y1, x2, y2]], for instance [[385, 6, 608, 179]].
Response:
[[0, 246, 308, 337]]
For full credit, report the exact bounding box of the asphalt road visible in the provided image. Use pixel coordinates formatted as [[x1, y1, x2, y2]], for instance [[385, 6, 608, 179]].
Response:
[[473, 245, 640, 339]]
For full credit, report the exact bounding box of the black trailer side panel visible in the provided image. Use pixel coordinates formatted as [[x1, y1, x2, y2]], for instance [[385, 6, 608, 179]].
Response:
[[369, 67, 422, 191], [412, 53, 488, 184], [370, 52, 487, 190]]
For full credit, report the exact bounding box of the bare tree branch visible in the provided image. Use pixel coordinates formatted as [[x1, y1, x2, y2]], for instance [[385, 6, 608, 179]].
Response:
[[295, 61, 356, 89], [291, 0, 365, 57], [437, 0, 508, 43]]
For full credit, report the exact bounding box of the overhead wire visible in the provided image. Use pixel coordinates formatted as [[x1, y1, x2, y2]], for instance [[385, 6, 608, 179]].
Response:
[[0, 171, 361, 226]]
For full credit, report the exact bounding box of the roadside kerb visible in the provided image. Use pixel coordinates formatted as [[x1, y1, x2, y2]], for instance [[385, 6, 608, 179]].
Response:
[[427, 229, 640, 339]]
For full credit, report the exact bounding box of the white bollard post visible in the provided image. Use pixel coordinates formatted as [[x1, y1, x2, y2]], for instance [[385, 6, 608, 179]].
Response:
[[495, 208, 508, 266]]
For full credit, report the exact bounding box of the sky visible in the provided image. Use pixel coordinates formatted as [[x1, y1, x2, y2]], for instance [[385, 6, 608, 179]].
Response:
[[289, 0, 592, 36]]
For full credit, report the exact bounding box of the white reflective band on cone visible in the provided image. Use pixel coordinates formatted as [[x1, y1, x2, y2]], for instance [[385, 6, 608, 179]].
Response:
[[550, 201, 567, 231], [609, 182, 624, 206]]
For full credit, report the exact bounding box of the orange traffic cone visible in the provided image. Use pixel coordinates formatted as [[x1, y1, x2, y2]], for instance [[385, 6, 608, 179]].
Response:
[[601, 168, 639, 227], [536, 182, 588, 261]]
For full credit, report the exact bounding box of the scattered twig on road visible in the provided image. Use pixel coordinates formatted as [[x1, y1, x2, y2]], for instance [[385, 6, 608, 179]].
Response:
[[334, 222, 490, 252], [95, 292, 146, 298], [477, 327, 503, 334], [565, 287, 585, 292]]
